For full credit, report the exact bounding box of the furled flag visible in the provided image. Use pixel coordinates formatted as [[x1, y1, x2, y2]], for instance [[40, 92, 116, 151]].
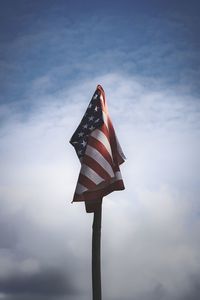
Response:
[[70, 85, 125, 212]]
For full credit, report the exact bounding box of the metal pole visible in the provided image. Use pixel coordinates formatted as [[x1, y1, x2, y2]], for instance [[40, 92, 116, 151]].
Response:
[[92, 201, 102, 300]]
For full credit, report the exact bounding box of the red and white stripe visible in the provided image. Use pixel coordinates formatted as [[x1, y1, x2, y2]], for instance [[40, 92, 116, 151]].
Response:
[[73, 85, 125, 202]]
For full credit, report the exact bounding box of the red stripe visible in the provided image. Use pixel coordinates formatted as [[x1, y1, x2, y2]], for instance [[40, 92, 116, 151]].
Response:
[[79, 173, 96, 189], [99, 124, 125, 167], [73, 179, 125, 202], [97, 85, 106, 112], [83, 154, 111, 181], [100, 123, 110, 141], [88, 136, 113, 167], [101, 115, 124, 167], [107, 116, 122, 170]]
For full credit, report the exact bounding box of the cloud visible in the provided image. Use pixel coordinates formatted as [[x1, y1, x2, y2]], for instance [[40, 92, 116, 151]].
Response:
[[101, 185, 200, 300], [1, 4, 199, 110], [0, 267, 74, 297], [0, 72, 200, 299]]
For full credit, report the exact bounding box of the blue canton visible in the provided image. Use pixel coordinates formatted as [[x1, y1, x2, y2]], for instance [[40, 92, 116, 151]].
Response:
[[70, 89, 104, 159]]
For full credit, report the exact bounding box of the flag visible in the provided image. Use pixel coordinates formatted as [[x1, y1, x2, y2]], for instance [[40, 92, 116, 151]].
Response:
[[70, 85, 125, 211]]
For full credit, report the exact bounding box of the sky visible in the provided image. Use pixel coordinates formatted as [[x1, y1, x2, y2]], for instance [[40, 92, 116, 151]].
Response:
[[0, 0, 200, 299]]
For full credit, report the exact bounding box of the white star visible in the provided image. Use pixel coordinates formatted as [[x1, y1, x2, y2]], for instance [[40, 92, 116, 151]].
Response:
[[78, 150, 82, 155], [93, 94, 98, 99], [88, 115, 94, 121], [95, 118, 100, 123], [89, 125, 95, 131], [94, 106, 98, 111], [88, 103, 92, 108], [78, 132, 84, 137], [81, 140, 87, 147], [83, 123, 88, 129]]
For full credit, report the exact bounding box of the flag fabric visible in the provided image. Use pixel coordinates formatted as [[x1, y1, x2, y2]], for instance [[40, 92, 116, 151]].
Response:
[[70, 85, 125, 207]]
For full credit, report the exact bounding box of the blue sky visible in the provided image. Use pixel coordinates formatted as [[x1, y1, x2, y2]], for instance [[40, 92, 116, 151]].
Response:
[[0, 1, 200, 300], [1, 0, 200, 108]]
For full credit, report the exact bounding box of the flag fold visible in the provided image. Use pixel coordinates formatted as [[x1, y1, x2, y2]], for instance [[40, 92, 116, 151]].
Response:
[[70, 85, 125, 209]]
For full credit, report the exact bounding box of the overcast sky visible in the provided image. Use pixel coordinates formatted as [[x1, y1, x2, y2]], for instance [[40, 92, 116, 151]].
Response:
[[0, 1, 200, 299]]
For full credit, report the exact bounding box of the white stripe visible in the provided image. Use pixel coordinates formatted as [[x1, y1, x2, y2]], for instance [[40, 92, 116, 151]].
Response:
[[114, 171, 122, 180], [81, 164, 104, 185], [102, 111, 108, 129], [100, 93, 104, 104], [85, 145, 114, 178], [75, 183, 88, 195], [91, 129, 112, 158], [116, 134, 126, 161]]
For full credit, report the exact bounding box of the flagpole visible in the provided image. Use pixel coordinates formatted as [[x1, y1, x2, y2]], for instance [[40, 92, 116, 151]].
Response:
[[92, 201, 102, 300]]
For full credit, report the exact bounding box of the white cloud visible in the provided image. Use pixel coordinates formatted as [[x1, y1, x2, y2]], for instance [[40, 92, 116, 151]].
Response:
[[0, 72, 200, 299]]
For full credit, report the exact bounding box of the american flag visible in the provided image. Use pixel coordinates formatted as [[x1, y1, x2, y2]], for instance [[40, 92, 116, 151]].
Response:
[[70, 85, 125, 207]]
